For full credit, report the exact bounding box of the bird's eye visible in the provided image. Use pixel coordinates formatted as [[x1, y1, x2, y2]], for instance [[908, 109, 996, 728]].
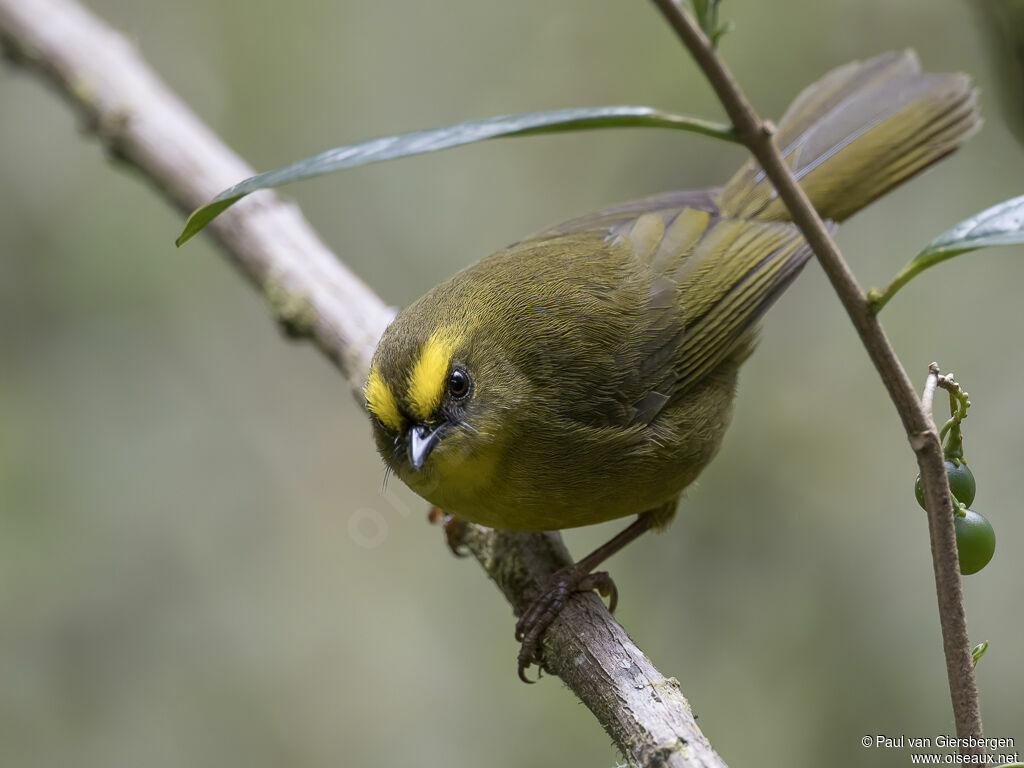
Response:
[[447, 367, 471, 399]]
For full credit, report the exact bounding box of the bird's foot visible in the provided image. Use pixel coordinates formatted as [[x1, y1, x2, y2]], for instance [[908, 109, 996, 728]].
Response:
[[427, 506, 469, 557], [514, 566, 618, 683]]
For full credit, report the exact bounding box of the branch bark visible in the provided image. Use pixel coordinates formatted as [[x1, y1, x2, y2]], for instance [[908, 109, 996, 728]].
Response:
[[650, 0, 984, 751], [0, 0, 726, 765]]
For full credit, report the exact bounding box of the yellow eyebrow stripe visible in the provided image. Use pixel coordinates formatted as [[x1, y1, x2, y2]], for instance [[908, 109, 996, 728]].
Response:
[[407, 329, 457, 420], [364, 366, 403, 432]]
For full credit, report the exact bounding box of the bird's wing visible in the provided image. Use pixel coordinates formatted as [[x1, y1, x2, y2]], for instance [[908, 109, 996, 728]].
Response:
[[499, 194, 826, 429], [598, 206, 826, 426], [524, 188, 719, 240]]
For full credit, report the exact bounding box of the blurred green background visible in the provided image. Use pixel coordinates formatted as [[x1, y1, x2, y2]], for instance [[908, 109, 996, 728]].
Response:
[[2, 0, 1022, 766]]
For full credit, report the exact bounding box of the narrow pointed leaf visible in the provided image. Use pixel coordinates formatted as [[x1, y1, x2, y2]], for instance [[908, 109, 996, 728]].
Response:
[[869, 193, 1024, 312], [176, 106, 736, 245], [971, 640, 989, 668], [920, 193, 1024, 258]]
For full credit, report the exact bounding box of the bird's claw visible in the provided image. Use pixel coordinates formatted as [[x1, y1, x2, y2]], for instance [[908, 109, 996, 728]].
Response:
[[515, 567, 618, 683], [427, 506, 469, 557]]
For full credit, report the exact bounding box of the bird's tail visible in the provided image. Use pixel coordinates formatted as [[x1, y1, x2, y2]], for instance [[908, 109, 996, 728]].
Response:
[[715, 50, 979, 223]]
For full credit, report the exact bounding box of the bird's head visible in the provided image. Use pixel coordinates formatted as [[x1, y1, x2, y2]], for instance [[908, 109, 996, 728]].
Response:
[[363, 305, 528, 507]]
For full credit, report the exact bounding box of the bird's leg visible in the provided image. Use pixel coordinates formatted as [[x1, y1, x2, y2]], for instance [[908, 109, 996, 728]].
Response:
[[514, 509, 657, 682], [427, 506, 469, 557]]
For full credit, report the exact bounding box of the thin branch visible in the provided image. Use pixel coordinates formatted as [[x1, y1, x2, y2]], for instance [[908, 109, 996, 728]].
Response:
[[649, 0, 984, 750], [0, 0, 725, 765]]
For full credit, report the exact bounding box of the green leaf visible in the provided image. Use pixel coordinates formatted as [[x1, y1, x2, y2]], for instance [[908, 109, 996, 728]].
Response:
[[921, 193, 1024, 258], [691, 0, 715, 34], [971, 640, 989, 668], [690, 0, 731, 47], [869, 193, 1024, 312], [176, 106, 737, 246]]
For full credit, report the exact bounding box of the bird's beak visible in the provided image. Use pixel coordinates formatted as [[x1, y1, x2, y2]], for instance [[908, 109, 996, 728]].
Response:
[[406, 423, 444, 471]]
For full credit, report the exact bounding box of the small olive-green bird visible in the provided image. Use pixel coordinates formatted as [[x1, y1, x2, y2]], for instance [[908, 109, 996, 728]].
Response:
[[364, 51, 978, 678]]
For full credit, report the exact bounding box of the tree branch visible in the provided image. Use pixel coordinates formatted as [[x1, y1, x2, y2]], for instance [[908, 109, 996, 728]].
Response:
[[650, 0, 984, 751], [0, 0, 726, 765], [1, 0, 394, 390]]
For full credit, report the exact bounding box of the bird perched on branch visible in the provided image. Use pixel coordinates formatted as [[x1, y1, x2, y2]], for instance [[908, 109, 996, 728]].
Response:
[[363, 50, 979, 681]]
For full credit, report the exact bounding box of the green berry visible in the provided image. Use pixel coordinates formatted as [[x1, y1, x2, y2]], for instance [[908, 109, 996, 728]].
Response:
[[915, 459, 977, 509], [954, 508, 996, 575], [947, 461, 977, 506]]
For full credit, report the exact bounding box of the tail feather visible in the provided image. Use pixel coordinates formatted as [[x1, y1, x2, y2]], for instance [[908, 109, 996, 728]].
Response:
[[771, 50, 920, 153], [715, 50, 979, 222]]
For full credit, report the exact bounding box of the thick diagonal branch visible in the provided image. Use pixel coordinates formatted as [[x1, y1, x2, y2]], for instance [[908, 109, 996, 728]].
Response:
[[650, 0, 983, 749], [0, 0, 726, 765]]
